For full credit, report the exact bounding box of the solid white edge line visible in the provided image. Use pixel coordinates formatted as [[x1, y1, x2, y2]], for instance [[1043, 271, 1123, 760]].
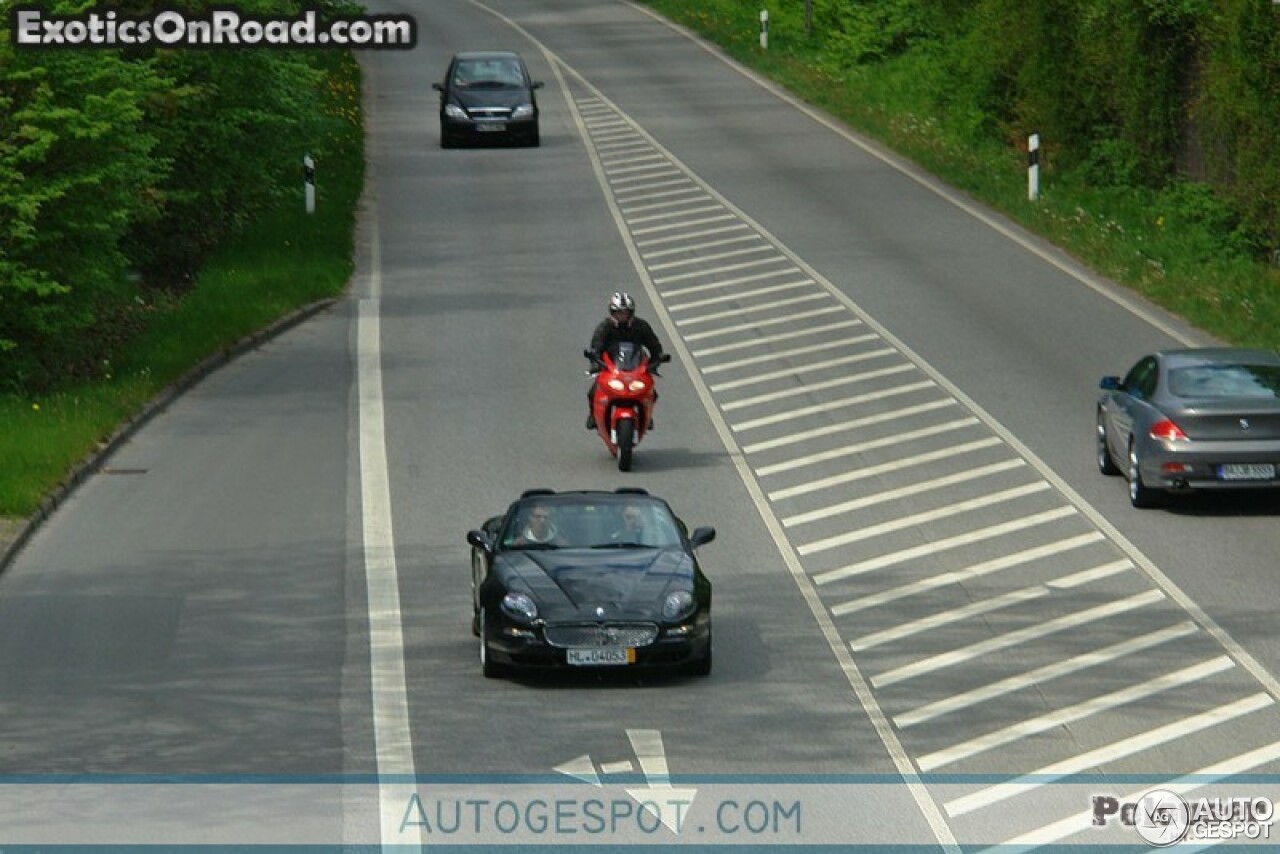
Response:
[[357, 213, 421, 851]]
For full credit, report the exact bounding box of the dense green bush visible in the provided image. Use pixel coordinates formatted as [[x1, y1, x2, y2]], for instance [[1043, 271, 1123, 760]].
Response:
[[0, 0, 359, 393]]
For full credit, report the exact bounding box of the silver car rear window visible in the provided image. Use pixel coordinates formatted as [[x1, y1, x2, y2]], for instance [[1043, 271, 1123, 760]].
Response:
[[1168, 364, 1280, 399]]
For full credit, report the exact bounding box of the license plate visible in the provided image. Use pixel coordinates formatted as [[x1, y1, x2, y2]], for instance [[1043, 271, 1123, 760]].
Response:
[[1218, 463, 1276, 481], [475, 122, 506, 133], [567, 647, 635, 666]]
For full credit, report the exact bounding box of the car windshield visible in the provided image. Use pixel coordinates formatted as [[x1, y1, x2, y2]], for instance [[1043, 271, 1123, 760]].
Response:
[[1168, 364, 1280, 399], [501, 497, 682, 550], [453, 58, 524, 89]]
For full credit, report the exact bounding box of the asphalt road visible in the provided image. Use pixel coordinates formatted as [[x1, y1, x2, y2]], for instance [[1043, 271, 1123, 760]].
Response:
[[4, 0, 1280, 849]]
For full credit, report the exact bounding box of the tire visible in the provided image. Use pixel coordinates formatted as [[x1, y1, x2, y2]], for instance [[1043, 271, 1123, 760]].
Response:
[[479, 610, 507, 679], [1127, 439, 1163, 508], [527, 123, 540, 147], [616, 418, 635, 472], [441, 125, 456, 149], [1096, 410, 1120, 475]]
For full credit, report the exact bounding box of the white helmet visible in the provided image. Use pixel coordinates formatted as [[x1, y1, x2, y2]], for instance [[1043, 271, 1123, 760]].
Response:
[[608, 292, 635, 314]]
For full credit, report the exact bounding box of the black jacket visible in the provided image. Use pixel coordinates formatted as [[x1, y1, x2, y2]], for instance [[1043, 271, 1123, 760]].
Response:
[[589, 316, 663, 362]]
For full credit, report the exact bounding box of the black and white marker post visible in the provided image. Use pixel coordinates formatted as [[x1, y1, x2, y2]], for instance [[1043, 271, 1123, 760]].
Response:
[[760, 9, 768, 50], [1028, 133, 1040, 201], [304, 153, 316, 214]]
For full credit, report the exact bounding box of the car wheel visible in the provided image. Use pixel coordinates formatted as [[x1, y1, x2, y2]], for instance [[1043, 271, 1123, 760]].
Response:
[[441, 125, 456, 149], [1096, 410, 1120, 475], [479, 610, 507, 679], [527, 123, 540, 147], [1127, 439, 1163, 508]]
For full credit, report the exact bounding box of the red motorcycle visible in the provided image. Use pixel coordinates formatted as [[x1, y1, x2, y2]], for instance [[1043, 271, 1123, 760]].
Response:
[[585, 343, 670, 471]]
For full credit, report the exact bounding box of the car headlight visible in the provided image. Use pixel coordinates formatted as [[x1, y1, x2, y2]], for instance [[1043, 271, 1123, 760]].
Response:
[[628, 380, 648, 392], [444, 104, 467, 119], [512, 104, 534, 119], [500, 592, 538, 623], [608, 379, 626, 392], [662, 590, 696, 622]]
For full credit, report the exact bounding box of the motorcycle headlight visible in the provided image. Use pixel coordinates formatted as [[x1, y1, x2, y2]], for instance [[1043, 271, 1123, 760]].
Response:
[[662, 590, 696, 622], [500, 592, 538, 624], [628, 380, 648, 392], [444, 104, 467, 119], [512, 103, 534, 119], [607, 379, 626, 392]]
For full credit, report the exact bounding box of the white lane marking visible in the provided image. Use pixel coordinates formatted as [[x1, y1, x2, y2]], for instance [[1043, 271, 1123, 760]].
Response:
[[871, 590, 1167, 688], [664, 266, 804, 296], [855, 587, 1051, 652], [615, 182, 697, 201], [712, 347, 893, 392], [603, 154, 669, 171], [952, 694, 1276, 820], [613, 178, 692, 196], [737, 383, 939, 436], [357, 215, 420, 849], [767, 435, 998, 496], [677, 292, 832, 326], [632, 213, 737, 234], [692, 318, 863, 357], [787, 460, 1026, 529], [831, 533, 1103, 611], [540, 34, 961, 853], [988, 737, 1280, 850], [724, 363, 915, 410], [821, 510, 1085, 588], [798, 482, 1051, 556], [761, 417, 978, 478], [658, 256, 806, 286], [609, 168, 685, 186], [670, 279, 813, 311], [855, 563, 1136, 650], [919, 656, 1238, 771], [895, 622, 1200, 728], [644, 233, 762, 260], [629, 204, 726, 224], [600, 760, 634, 775], [651, 244, 777, 271], [741, 398, 954, 452], [638, 223, 752, 247], [683, 304, 844, 337], [594, 140, 651, 154]]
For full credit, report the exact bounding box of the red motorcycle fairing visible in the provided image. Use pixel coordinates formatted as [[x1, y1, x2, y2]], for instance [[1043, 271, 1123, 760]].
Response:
[[586, 344, 666, 472]]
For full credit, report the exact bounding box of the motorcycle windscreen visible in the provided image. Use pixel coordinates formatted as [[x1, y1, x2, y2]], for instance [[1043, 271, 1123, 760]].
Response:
[[611, 342, 644, 371]]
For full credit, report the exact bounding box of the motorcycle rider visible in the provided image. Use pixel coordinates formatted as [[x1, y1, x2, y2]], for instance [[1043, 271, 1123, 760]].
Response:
[[586, 292, 665, 430]]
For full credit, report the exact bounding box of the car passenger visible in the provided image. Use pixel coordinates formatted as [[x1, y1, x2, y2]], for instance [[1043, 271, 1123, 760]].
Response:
[[513, 504, 564, 546]]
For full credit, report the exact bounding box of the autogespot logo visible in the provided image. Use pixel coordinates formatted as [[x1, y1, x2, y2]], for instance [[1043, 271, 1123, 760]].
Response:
[[1133, 790, 1190, 847], [1093, 790, 1275, 846]]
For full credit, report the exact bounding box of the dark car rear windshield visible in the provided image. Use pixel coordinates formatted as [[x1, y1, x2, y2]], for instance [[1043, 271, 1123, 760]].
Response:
[[1168, 364, 1280, 399]]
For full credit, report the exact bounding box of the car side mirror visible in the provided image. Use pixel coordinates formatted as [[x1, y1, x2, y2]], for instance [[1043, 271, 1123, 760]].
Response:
[[467, 530, 494, 552], [1099, 376, 1121, 391], [532, 81, 544, 90], [432, 82, 444, 92], [688, 526, 715, 548]]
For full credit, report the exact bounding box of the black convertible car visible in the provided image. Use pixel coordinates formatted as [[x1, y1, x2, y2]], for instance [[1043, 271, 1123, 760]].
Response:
[[466, 488, 714, 679]]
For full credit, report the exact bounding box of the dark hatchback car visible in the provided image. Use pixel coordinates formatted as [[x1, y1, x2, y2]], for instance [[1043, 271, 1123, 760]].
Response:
[[466, 488, 714, 679], [1097, 348, 1280, 507], [432, 50, 542, 148]]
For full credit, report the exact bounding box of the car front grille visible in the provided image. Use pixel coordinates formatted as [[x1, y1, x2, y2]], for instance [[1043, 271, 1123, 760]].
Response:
[[468, 107, 512, 119], [544, 623, 659, 648]]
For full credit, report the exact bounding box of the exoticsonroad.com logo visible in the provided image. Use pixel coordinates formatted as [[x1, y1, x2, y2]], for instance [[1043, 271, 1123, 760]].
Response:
[[10, 6, 415, 49]]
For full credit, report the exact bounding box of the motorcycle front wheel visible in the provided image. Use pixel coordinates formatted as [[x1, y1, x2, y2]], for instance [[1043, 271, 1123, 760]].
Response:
[[616, 419, 635, 472]]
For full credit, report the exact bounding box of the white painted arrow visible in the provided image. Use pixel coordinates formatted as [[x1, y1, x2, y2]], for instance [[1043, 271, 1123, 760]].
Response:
[[626, 729, 698, 833]]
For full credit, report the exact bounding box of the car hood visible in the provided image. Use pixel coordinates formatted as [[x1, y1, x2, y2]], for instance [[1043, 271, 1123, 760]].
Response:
[[500, 549, 693, 621], [453, 89, 530, 111]]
